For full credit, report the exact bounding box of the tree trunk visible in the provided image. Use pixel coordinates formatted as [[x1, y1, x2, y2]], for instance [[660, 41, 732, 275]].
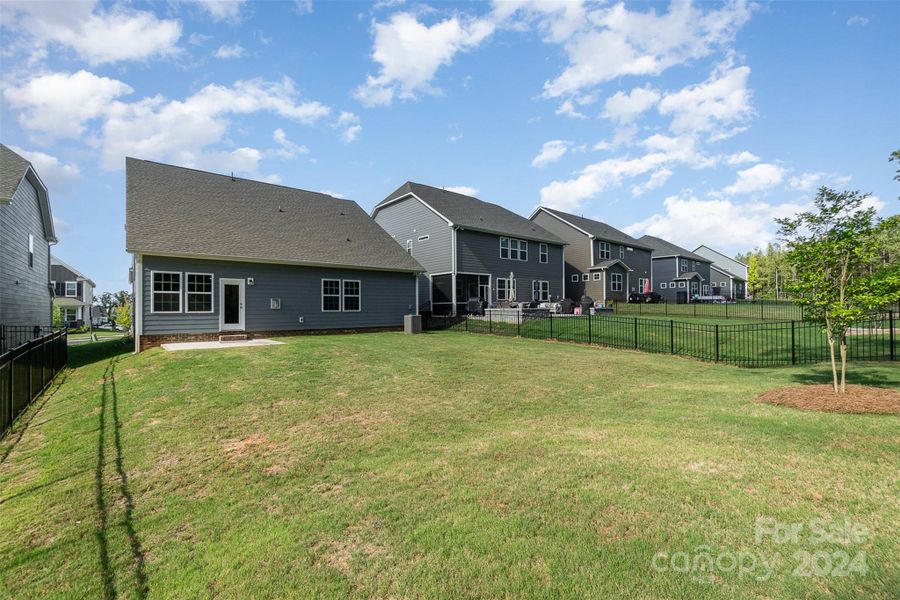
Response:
[[827, 334, 838, 394], [839, 337, 848, 394]]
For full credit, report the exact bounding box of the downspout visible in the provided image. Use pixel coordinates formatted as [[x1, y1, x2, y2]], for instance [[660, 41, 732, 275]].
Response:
[[560, 244, 566, 300], [451, 226, 458, 316], [414, 272, 419, 316], [133, 253, 142, 353]]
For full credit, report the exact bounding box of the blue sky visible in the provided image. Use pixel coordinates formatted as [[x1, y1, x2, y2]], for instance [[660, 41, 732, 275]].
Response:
[[1, 0, 897, 294]]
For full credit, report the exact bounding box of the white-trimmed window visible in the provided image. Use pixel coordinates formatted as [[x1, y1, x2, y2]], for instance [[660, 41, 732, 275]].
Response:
[[497, 278, 509, 301], [406, 239, 412, 254], [539, 243, 548, 263], [500, 237, 528, 261], [152, 271, 182, 313], [678, 281, 686, 288], [702, 284, 710, 295], [417, 235, 429, 241], [343, 280, 361, 311], [571, 274, 579, 282], [638, 277, 648, 291], [680, 259, 690, 273], [65, 281, 77, 297], [611, 273, 623, 292], [619, 246, 625, 259], [691, 281, 699, 295], [660, 282, 667, 289], [28, 234, 34, 268], [63, 307, 78, 321], [322, 279, 341, 311], [185, 273, 213, 313], [598, 241, 611, 260], [593, 272, 601, 281], [532, 280, 550, 302], [582, 274, 589, 282]]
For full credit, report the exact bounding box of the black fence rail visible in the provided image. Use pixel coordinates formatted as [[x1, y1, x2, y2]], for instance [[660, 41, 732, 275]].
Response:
[[609, 300, 806, 321], [424, 311, 897, 368], [0, 325, 57, 354], [1, 329, 68, 437]]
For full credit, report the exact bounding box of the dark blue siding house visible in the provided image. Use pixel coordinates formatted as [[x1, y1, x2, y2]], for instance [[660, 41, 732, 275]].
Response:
[[126, 159, 423, 351], [0, 144, 57, 332], [372, 182, 566, 315], [638, 235, 713, 303]]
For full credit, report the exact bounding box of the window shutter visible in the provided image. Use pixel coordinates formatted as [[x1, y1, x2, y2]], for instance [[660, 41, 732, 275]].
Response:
[[77, 282, 84, 299]]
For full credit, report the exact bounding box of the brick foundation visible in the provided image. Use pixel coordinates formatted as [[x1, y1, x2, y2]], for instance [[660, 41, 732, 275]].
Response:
[[139, 326, 403, 351]]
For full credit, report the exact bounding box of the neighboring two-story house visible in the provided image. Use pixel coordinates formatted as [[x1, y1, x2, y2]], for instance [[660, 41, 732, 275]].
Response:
[[372, 182, 566, 315], [638, 235, 713, 303], [126, 159, 423, 351], [0, 144, 57, 328], [50, 255, 96, 326], [529, 207, 653, 304], [693, 245, 747, 300]]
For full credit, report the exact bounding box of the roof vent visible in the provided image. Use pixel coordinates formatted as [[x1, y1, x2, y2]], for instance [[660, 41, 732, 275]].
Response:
[[231, 171, 235, 181], [277, 206, 284, 212], [346, 237, 351, 242]]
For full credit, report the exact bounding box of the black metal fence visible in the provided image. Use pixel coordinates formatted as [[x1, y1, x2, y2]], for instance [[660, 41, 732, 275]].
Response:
[[0, 325, 57, 354], [1, 329, 68, 436], [424, 311, 898, 368]]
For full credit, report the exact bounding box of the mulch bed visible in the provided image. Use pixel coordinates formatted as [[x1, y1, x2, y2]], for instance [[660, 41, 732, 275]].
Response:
[[756, 384, 900, 414]]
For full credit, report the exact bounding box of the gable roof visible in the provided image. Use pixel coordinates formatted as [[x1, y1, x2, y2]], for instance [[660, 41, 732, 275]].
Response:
[[0, 144, 57, 242], [710, 263, 746, 281], [693, 244, 748, 268], [638, 235, 710, 262], [125, 158, 423, 273], [532, 206, 653, 250], [373, 181, 565, 245], [51, 254, 96, 287], [590, 258, 634, 272]]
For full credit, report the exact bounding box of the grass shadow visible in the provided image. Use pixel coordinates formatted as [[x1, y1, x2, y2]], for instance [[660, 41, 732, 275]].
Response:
[[70, 338, 132, 369], [95, 357, 148, 599], [787, 363, 900, 389], [0, 371, 69, 465]]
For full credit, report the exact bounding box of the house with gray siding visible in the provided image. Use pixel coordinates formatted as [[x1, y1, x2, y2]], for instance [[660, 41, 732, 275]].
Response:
[[530, 207, 653, 304], [639, 235, 713, 303], [51, 255, 96, 326], [372, 182, 565, 315], [693, 245, 747, 299], [126, 159, 423, 351], [0, 144, 57, 330]]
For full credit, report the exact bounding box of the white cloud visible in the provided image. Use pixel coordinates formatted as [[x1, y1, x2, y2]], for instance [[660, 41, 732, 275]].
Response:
[[319, 189, 346, 199], [444, 186, 479, 196], [188, 32, 212, 45], [532, 140, 571, 167], [726, 151, 759, 165], [631, 168, 672, 197], [624, 193, 808, 252], [294, 0, 314, 14], [214, 44, 246, 59], [602, 85, 660, 124], [722, 163, 785, 195], [195, 0, 247, 22], [52, 216, 71, 234], [271, 128, 308, 158], [556, 99, 587, 119], [658, 62, 753, 137], [538, 1, 752, 97], [335, 111, 362, 142], [847, 16, 869, 27], [8, 146, 81, 194], [354, 12, 494, 106], [788, 172, 822, 192], [4, 70, 134, 138], [0, 1, 181, 65]]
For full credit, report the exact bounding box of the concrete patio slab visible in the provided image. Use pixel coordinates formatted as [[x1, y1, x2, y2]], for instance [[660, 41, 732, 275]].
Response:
[[161, 339, 285, 352]]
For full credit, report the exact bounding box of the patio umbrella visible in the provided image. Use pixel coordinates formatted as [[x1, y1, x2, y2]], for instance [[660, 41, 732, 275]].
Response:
[[644, 278, 651, 294], [508, 271, 515, 303]]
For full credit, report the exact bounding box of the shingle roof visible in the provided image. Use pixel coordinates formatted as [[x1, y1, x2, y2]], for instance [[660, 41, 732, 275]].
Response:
[[710, 264, 746, 281], [51, 254, 96, 287], [673, 271, 705, 281], [0, 144, 32, 201], [125, 158, 423, 272], [535, 207, 653, 251], [638, 235, 711, 262], [590, 259, 634, 271], [374, 182, 565, 245]]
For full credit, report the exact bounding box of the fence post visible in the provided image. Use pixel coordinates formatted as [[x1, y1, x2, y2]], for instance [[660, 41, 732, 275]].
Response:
[[489, 310, 492, 334], [890, 311, 895, 361], [465, 314, 468, 332], [693, 302, 697, 318], [715, 325, 720, 362], [725, 302, 728, 319], [550, 312, 553, 339], [633, 317, 638, 349], [517, 311, 521, 337], [26, 339, 33, 403], [588, 311, 592, 345], [791, 320, 796, 365], [670, 320, 674, 354]]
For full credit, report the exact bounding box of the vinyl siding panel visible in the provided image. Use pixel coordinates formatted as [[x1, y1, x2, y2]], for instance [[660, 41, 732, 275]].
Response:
[[456, 229, 564, 301], [141, 255, 416, 335], [373, 197, 452, 275], [531, 211, 590, 299], [0, 176, 52, 326]]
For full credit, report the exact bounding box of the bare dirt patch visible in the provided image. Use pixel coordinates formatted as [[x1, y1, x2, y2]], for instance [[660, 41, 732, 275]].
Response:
[[757, 384, 900, 414]]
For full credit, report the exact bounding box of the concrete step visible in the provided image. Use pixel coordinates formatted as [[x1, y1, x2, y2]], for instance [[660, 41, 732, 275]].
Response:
[[219, 334, 249, 342]]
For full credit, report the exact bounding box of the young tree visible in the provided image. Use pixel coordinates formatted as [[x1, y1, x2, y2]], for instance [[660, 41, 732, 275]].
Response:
[[52, 304, 63, 329], [96, 292, 117, 324], [777, 187, 900, 393], [746, 254, 762, 299], [115, 302, 133, 333]]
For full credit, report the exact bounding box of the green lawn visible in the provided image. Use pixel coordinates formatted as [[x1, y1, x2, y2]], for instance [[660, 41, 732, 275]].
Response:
[[66, 328, 125, 340], [611, 300, 805, 321], [1, 333, 898, 598]]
